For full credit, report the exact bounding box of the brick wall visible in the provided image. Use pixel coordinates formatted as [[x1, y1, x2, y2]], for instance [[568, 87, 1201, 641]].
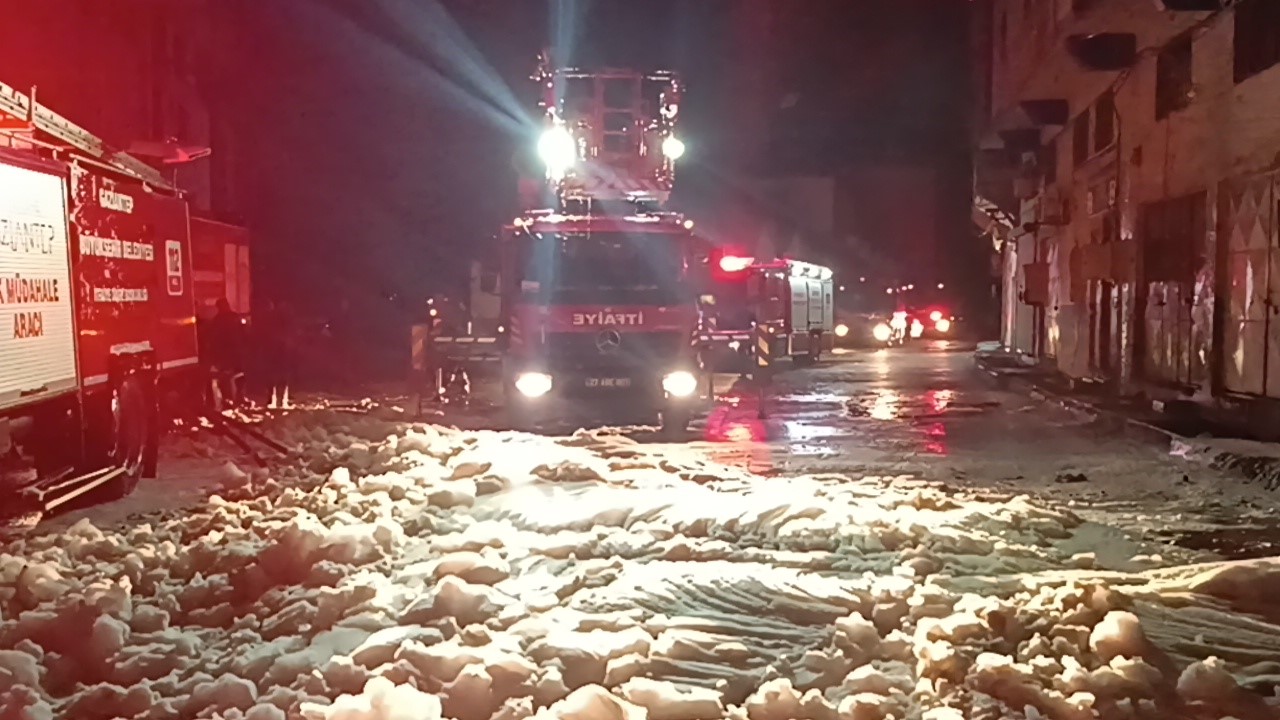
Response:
[[980, 0, 1280, 396]]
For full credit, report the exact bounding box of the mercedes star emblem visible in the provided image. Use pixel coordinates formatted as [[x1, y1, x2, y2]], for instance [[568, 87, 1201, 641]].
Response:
[[596, 330, 622, 352]]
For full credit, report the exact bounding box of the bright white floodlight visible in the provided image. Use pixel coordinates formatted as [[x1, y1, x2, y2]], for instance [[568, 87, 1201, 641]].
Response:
[[538, 127, 576, 178], [662, 135, 686, 160], [515, 372, 553, 398], [662, 371, 698, 398]]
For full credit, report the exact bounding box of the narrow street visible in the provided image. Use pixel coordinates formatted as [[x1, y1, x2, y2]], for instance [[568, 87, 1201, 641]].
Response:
[[691, 344, 1280, 560], [7, 2, 1280, 719], [6, 345, 1279, 720]]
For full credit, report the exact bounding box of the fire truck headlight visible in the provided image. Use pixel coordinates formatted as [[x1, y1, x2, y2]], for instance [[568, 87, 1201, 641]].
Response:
[[935, 318, 952, 333], [663, 370, 698, 398], [835, 323, 850, 338], [662, 135, 686, 160], [872, 323, 892, 342], [910, 320, 925, 339], [515, 372, 553, 399], [537, 127, 576, 177]]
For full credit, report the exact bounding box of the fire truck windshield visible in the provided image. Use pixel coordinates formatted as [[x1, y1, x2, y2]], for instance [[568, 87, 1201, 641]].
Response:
[[521, 231, 688, 305]]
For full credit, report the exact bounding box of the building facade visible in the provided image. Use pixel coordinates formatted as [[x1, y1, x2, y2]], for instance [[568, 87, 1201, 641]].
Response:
[[723, 1, 967, 299], [974, 0, 1280, 406], [741, 168, 939, 285], [0, 0, 237, 217]]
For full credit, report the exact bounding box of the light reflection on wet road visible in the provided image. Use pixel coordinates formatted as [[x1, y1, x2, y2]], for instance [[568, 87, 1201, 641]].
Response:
[[430, 340, 1279, 555], [696, 341, 1016, 474], [690, 342, 1280, 555]]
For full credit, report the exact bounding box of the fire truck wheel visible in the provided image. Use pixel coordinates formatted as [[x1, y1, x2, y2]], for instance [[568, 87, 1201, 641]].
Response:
[[794, 332, 822, 367], [660, 408, 691, 435], [108, 377, 152, 497]]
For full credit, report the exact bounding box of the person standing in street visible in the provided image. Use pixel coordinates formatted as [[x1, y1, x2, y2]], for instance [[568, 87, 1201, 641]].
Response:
[[255, 299, 300, 407], [201, 298, 246, 409]]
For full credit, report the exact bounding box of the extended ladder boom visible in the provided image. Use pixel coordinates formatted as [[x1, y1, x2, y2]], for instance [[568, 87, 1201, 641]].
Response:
[[528, 55, 685, 210], [0, 79, 174, 190]]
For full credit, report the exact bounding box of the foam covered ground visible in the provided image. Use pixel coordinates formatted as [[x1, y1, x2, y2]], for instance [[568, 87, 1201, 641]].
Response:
[[2, 413, 1279, 720]]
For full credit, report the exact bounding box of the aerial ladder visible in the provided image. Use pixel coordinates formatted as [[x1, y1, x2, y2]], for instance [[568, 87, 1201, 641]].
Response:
[[519, 51, 684, 209], [0, 80, 175, 189], [417, 53, 695, 410]]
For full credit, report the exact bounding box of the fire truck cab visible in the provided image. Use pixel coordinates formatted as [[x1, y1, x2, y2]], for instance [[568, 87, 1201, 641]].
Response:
[[499, 205, 702, 429], [436, 56, 699, 431]]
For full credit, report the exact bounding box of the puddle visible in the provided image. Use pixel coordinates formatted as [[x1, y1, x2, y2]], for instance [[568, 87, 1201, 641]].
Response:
[[782, 418, 849, 442], [847, 389, 1000, 421], [775, 391, 850, 404], [786, 443, 840, 458]]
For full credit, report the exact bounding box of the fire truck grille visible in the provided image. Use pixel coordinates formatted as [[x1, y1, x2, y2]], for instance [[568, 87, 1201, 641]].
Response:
[[547, 331, 688, 373]]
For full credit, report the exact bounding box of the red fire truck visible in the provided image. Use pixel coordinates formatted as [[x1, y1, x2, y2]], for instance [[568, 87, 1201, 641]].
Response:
[[437, 58, 702, 431], [0, 82, 214, 519], [698, 249, 837, 371], [190, 217, 251, 319]]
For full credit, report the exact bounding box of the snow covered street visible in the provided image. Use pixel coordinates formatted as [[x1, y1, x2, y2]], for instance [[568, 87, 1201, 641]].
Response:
[[4, 364, 1280, 719]]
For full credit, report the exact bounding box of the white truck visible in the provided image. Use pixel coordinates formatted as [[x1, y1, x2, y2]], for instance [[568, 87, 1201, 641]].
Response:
[[702, 252, 837, 367]]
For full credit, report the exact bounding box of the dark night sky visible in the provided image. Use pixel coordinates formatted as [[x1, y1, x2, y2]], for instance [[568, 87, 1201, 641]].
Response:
[[211, 0, 971, 319]]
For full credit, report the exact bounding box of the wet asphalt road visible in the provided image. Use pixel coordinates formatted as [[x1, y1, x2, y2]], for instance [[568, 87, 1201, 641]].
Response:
[[433, 340, 1280, 558], [697, 340, 1169, 482], [691, 341, 1280, 558]]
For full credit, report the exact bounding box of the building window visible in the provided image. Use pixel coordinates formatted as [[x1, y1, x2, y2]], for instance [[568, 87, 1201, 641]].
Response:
[[1156, 35, 1193, 120], [1072, 112, 1089, 167], [1234, 0, 1280, 84], [1040, 137, 1058, 184], [1142, 192, 1205, 283], [1093, 91, 1115, 154]]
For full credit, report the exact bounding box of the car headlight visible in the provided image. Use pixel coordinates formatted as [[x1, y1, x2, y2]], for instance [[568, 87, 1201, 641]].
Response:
[[835, 323, 849, 338], [662, 370, 698, 398], [872, 323, 892, 342], [662, 135, 686, 160], [514, 372, 553, 398], [935, 318, 952, 333]]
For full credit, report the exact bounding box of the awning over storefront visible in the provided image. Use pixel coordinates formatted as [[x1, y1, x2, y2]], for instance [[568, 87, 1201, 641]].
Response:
[[973, 195, 1016, 253], [977, 98, 1069, 151]]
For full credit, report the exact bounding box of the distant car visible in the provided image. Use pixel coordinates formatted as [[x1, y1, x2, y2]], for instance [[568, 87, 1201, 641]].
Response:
[[835, 307, 963, 347], [834, 312, 902, 348], [912, 306, 961, 340]]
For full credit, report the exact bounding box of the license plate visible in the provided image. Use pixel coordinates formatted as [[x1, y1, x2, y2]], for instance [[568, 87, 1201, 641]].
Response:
[[585, 377, 631, 388]]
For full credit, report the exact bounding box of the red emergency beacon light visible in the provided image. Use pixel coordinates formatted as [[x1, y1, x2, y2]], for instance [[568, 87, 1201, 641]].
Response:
[[710, 248, 756, 280], [718, 255, 754, 273]]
